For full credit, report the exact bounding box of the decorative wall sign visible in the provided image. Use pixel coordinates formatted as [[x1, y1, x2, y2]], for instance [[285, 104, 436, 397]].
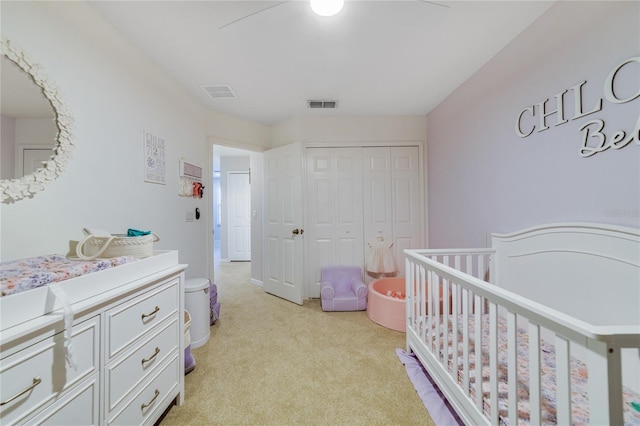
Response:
[[144, 131, 166, 184], [177, 159, 204, 198], [515, 56, 640, 157]]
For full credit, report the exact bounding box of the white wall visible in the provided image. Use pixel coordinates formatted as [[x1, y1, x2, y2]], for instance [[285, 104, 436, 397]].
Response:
[[427, 1, 640, 248], [0, 1, 210, 278], [249, 151, 263, 285], [207, 110, 270, 151], [270, 115, 427, 146]]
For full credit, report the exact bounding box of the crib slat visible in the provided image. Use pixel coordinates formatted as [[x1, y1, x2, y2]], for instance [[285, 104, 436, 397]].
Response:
[[588, 339, 623, 425], [444, 284, 451, 371], [454, 256, 462, 315], [474, 294, 483, 413], [430, 271, 439, 354], [555, 335, 571, 426], [489, 303, 498, 425], [462, 288, 470, 397], [415, 265, 421, 337], [529, 323, 541, 425], [405, 257, 416, 332], [442, 258, 451, 371], [406, 259, 413, 332], [421, 266, 428, 342], [452, 282, 459, 377], [507, 312, 518, 425]]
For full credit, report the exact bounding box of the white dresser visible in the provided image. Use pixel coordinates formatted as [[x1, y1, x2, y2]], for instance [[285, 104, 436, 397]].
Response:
[[0, 251, 186, 425]]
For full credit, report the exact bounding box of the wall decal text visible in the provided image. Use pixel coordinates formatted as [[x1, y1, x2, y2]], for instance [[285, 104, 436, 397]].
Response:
[[515, 56, 639, 157]]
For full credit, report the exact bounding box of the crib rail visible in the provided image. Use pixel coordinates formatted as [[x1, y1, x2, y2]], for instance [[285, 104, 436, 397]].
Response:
[[405, 248, 639, 426]]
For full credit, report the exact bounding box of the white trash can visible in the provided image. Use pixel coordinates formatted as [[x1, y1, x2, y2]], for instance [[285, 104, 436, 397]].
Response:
[[184, 278, 210, 348]]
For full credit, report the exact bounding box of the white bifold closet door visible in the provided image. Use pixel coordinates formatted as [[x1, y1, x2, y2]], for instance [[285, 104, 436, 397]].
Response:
[[305, 146, 421, 298], [363, 147, 421, 276], [306, 147, 364, 298]]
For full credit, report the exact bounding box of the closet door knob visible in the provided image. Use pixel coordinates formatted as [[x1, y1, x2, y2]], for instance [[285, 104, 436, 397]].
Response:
[[292, 229, 299, 235]]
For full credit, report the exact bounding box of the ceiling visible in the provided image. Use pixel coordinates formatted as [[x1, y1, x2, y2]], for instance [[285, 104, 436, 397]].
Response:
[[90, 0, 555, 126]]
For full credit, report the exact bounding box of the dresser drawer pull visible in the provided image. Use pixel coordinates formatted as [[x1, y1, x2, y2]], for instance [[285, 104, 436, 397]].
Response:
[[141, 347, 161, 366], [141, 306, 160, 321], [141, 389, 160, 411], [0, 376, 42, 406]]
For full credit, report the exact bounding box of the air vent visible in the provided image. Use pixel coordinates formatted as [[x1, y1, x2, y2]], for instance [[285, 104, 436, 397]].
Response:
[[307, 100, 338, 109], [202, 84, 236, 99]]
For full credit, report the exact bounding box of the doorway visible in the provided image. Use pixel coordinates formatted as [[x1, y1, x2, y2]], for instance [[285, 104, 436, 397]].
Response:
[[212, 145, 254, 266]]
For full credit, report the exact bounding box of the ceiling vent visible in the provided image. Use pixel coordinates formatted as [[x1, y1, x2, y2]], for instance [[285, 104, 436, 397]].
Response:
[[307, 100, 338, 109], [202, 84, 236, 99]]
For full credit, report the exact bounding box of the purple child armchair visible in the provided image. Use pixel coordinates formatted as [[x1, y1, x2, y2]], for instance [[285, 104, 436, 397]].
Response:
[[320, 266, 368, 311]]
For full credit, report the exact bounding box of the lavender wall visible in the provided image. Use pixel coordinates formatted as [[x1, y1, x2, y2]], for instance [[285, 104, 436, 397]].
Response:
[[427, 1, 639, 248]]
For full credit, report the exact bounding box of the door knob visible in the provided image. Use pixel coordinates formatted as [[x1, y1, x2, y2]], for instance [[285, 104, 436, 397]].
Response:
[[292, 229, 299, 235]]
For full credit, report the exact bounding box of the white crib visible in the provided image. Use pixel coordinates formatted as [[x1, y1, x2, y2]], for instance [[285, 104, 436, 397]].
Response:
[[405, 223, 640, 425]]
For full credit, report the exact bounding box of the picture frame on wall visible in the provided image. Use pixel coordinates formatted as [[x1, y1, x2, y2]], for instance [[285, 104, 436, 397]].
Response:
[[143, 130, 166, 185]]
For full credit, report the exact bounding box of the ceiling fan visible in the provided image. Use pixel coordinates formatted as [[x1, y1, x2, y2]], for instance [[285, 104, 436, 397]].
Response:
[[218, 0, 449, 30]]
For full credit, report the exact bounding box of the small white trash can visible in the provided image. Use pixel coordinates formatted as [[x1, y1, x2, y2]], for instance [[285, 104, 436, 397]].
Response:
[[184, 278, 210, 348]]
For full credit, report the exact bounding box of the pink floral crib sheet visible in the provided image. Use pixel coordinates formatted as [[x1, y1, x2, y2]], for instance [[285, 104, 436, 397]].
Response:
[[1, 254, 137, 297], [423, 314, 640, 425]]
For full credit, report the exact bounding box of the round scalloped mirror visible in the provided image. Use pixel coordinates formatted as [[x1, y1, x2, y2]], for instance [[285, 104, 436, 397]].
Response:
[[1, 39, 74, 203]]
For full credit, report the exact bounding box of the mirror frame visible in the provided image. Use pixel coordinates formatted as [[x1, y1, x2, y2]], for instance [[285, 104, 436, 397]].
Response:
[[1, 38, 74, 204]]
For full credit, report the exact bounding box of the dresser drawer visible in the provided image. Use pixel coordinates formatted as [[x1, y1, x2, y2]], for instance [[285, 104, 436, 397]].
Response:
[[105, 279, 179, 359], [0, 317, 99, 425], [26, 375, 99, 425], [105, 317, 179, 413], [107, 355, 180, 426]]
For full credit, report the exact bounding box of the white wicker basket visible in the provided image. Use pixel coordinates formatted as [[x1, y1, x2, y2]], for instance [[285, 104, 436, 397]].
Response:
[[75, 231, 160, 260]]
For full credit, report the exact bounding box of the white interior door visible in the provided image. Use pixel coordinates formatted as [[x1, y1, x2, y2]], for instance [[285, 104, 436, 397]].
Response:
[[263, 143, 304, 305], [227, 171, 251, 261], [306, 147, 364, 298]]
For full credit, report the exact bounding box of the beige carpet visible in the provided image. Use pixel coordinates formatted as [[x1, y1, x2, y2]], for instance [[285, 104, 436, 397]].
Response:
[[160, 262, 434, 425]]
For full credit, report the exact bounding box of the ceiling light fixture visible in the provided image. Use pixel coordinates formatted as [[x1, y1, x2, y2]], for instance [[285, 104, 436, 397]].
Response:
[[310, 0, 344, 17]]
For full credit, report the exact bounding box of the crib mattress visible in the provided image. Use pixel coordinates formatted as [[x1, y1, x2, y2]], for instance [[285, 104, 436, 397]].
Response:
[[1, 254, 138, 297], [424, 314, 640, 425]]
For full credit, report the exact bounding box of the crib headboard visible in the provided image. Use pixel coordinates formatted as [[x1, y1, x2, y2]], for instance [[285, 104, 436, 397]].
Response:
[[491, 222, 640, 327]]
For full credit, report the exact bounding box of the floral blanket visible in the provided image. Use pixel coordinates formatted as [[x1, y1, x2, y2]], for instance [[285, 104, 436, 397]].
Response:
[[1, 254, 137, 297], [424, 314, 640, 425]]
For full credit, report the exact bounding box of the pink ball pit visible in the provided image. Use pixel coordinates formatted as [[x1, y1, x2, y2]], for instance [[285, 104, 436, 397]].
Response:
[[366, 278, 407, 332], [367, 277, 446, 332]]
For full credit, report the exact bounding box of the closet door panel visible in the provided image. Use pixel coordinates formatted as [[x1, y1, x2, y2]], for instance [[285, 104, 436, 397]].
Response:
[[369, 179, 392, 225], [363, 148, 393, 265], [315, 239, 334, 274], [391, 147, 421, 270], [312, 180, 333, 231], [306, 149, 330, 299], [306, 148, 363, 298], [334, 149, 363, 261]]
